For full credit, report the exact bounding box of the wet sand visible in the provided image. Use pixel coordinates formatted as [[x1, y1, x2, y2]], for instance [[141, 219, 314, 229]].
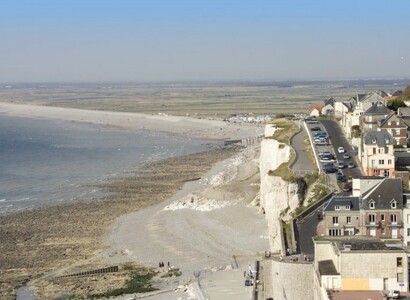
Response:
[[0, 103, 266, 299]]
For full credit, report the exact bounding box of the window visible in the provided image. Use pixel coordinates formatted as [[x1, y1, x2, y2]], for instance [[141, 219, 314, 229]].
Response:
[[333, 217, 339, 225], [398, 273, 404, 282], [373, 148, 376, 154], [385, 147, 389, 154], [388, 159, 392, 165], [371, 159, 375, 166], [381, 214, 385, 222], [369, 201, 375, 209], [347, 216, 351, 224], [379, 159, 385, 165], [397, 257, 403, 267], [397, 121, 400, 126], [335, 205, 340, 210], [396, 129, 400, 135], [368, 214, 376, 224], [407, 214, 410, 224], [381, 227, 386, 235], [391, 214, 397, 224], [345, 205, 350, 210], [407, 228, 410, 236], [328, 229, 342, 236], [391, 200, 397, 209], [388, 121, 391, 126]]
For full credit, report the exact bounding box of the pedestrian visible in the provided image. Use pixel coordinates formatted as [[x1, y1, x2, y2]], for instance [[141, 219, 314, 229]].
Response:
[[167, 261, 170, 267], [244, 271, 246, 278]]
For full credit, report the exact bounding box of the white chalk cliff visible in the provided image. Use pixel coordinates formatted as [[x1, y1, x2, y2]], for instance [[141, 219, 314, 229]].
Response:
[[260, 125, 300, 252]]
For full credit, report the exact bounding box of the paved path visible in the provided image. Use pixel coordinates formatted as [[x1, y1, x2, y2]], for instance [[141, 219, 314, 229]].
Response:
[[290, 121, 316, 174]]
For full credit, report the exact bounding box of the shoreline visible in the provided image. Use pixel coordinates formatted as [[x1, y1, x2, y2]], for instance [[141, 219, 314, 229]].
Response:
[[0, 102, 263, 141], [0, 147, 241, 299], [0, 104, 266, 299]]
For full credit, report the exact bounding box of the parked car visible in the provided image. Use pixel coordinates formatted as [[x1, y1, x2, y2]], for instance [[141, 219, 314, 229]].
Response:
[[387, 290, 400, 299], [323, 164, 336, 173], [336, 172, 346, 182], [337, 160, 345, 169], [305, 117, 318, 124], [343, 182, 352, 192], [347, 161, 355, 169], [313, 131, 327, 138], [320, 156, 335, 163], [343, 152, 350, 159], [311, 126, 321, 131], [319, 151, 334, 158], [337, 147, 345, 153]]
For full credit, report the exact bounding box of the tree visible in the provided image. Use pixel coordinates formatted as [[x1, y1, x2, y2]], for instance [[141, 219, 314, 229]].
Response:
[[387, 99, 407, 112], [351, 125, 361, 138]]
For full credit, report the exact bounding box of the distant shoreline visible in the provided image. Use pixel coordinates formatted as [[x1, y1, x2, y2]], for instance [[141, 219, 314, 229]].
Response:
[[0, 102, 261, 141]]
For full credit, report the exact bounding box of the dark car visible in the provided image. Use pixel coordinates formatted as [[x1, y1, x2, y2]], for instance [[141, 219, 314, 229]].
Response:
[[337, 172, 346, 182], [323, 164, 336, 173], [343, 182, 352, 192], [311, 126, 321, 131]]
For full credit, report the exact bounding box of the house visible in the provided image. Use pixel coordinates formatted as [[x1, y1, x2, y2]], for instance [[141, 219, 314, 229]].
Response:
[[314, 236, 408, 292], [360, 101, 391, 132], [321, 103, 334, 116], [356, 92, 386, 112], [309, 104, 324, 117], [380, 113, 408, 147], [360, 129, 395, 177], [360, 178, 403, 239], [402, 194, 410, 247], [323, 196, 360, 236]]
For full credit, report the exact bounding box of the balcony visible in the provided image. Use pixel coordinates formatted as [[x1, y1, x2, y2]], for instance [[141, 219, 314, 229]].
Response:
[[387, 220, 403, 227], [364, 221, 380, 227]]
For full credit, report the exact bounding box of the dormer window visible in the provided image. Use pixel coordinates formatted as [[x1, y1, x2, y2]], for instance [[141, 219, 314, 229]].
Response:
[[372, 139, 377, 144], [391, 200, 397, 209], [345, 205, 350, 210], [369, 200, 375, 209], [335, 205, 340, 210]]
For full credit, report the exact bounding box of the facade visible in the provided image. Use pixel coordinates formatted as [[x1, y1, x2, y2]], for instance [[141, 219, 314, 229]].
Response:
[[357, 92, 386, 112], [380, 113, 408, 147], [323, 196, 360, 236], [314, 237, 408, 292], [360, 101, 391, 132], [403, 196, 410, 247], [321, 103, 334, 116], [361, 130, 395, 177], [360, 178, 403, 239]]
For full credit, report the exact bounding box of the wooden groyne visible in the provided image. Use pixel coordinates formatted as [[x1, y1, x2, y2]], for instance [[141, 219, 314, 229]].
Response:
[[56, 266, 119, 279]]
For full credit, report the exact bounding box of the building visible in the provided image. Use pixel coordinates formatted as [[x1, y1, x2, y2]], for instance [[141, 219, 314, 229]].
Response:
[[361, 129, 395, 177], [323, 196, 360, 236], [360, 178, 403, 239], [314, 237, 408, 292], [380, 113, 408, 147], [360, 101, 391, 132]]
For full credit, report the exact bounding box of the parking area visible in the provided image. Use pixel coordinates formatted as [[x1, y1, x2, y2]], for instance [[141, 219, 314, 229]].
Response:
[[305, 118, 363, 190]]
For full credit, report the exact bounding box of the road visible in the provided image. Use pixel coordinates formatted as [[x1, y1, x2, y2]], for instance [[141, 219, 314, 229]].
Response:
[[320, 119, 363, 179]]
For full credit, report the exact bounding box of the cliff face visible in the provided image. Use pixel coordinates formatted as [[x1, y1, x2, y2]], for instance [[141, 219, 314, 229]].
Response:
[[260, 125, 300, 252]]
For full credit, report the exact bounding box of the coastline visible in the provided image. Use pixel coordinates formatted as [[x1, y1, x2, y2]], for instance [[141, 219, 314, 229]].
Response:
[[0, 102, 262, 140], [0, 103, 266, 299]]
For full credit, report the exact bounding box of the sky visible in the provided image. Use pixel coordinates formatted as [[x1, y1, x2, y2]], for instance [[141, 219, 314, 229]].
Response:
[[1, 0, 410, 83]]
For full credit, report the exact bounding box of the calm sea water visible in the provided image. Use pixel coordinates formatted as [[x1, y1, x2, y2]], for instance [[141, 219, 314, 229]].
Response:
[[0, 114, 214, 214]]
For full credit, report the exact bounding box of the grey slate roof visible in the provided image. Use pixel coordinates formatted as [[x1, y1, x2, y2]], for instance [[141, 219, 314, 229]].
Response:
[[324, 97, 335, 107], [363, 129, 394, 147], [392, 90, 403, 97], [315, 236, 405, 251], [380, 113, 407, 128], [364, 101, 390, 115], [361, 178, 403, 210], [323, 196, 360, 212]]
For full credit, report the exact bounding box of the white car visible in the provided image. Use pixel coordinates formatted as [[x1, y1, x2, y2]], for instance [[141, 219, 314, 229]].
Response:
[[337, 147, 345, 154], [387, 290, 400, 299]]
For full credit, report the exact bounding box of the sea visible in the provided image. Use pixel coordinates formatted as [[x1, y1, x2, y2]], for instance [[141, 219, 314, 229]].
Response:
[[0, 114, 215, 215]]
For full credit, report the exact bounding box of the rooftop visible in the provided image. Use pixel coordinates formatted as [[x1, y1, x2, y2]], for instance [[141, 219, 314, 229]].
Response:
[[314, 236, 405, 251]]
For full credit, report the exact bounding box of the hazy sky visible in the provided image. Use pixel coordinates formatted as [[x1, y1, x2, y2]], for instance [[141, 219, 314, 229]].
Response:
[[1, 0, 410, 82]]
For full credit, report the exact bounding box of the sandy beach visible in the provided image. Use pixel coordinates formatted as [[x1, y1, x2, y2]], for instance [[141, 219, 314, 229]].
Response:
[[0, 103, 266, 299]]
